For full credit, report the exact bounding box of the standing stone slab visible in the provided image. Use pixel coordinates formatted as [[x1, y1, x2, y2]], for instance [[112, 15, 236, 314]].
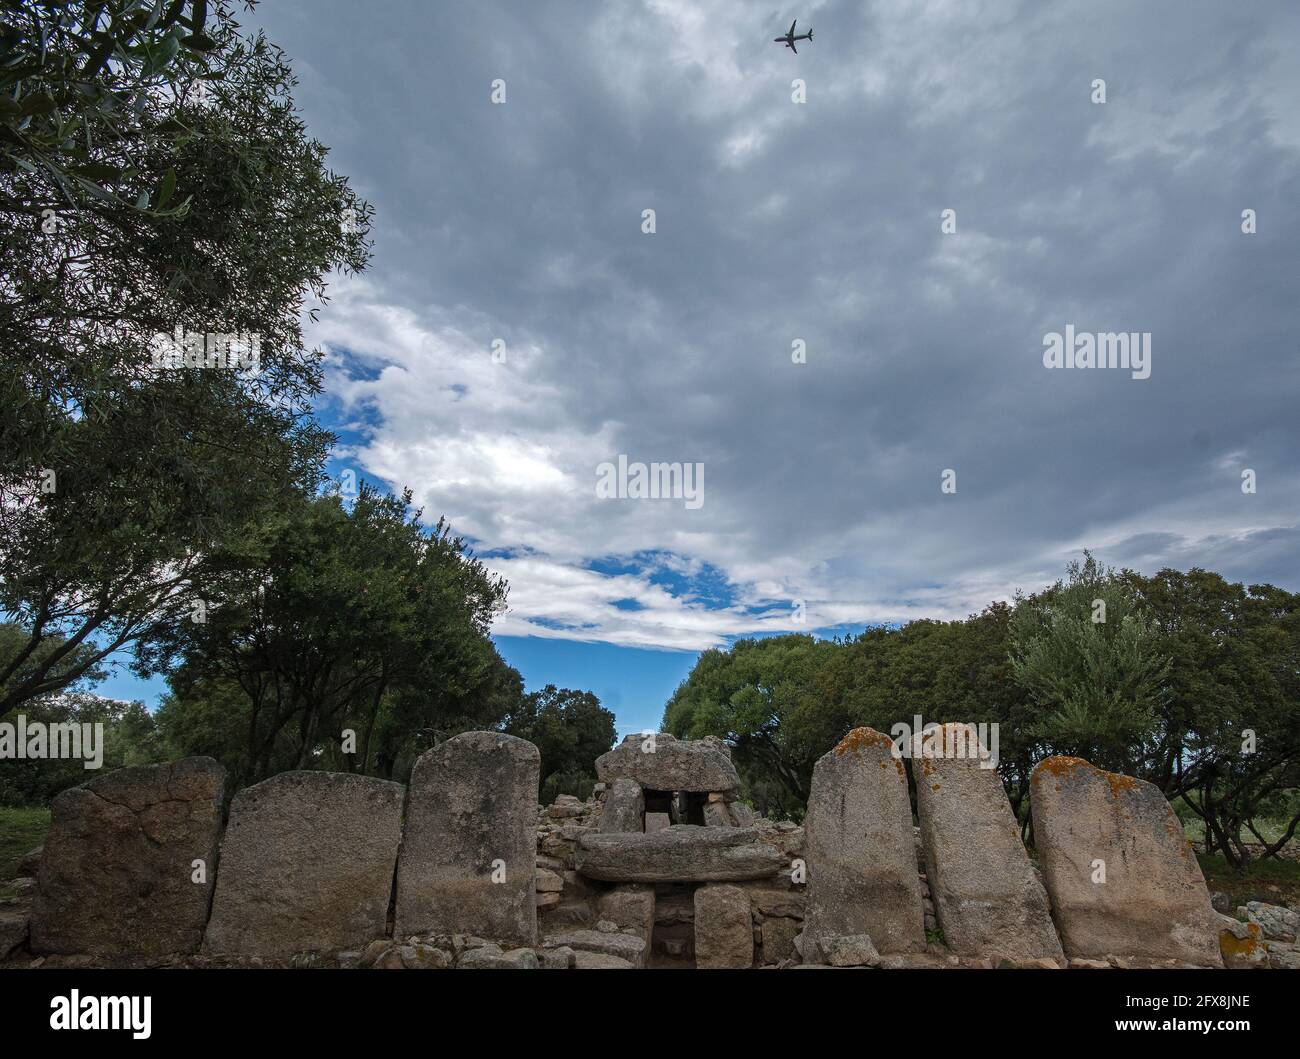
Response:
[[914, 724, 1063, 962], [32, 757, 224, 960], [595, 733, 738, 793], [395, 731, 540, 946], [1030, 756, 1221, 966], [694, 884, 754, 968], [803, 728, 925, 959], [598, 777, 644, 833], [204, 771, 404, 958]]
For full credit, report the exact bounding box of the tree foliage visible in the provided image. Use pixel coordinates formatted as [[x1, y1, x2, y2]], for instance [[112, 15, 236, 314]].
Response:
[[0, 0, 370, 714], [663, 558, 1300, 859], [505, 684, 616, 802], [150, 486, 513, 789]]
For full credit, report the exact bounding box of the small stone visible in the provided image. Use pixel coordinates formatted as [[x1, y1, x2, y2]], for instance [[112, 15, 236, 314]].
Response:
[[1237, 902, 1299, 942], [824, 934, 881, 968], [535, 868, 564, 893], [0, 907, 30, 960], [538, 946, 575, 969], [359, 940, 394, 968], [401, 943, 452, 969], [596, 919, 618, 933]]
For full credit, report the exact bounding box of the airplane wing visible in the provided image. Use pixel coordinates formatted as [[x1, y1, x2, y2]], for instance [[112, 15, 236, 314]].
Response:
[[789, 40, 797, 52], [789, 19, 797, 35]]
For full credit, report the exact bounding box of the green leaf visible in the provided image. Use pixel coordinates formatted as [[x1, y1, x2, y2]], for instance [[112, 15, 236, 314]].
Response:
[[157, 168, 176, 208]]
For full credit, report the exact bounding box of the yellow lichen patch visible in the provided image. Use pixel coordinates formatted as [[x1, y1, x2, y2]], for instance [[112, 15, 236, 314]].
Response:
[[932, 784, 940, 791]]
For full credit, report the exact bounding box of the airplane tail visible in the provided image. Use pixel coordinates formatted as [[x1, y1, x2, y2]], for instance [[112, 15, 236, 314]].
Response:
[[807, 29, 813, 39]]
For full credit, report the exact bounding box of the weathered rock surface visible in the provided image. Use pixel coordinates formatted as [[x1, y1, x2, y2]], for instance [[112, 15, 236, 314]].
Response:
[[760, 916, 800, 964], [573, 950, 635, 968], [598, 777, 644, 833], [458, 944, 538, 969], [543, 928, 646, 967], [1030, 756, 1221, 967], [694, 884, 754, 968], [914, 723, 1063, 961], [204, 771, 404, 958], [17, 846, 42, 878], [1237, 901, 1298, 942], [1216, 913, 1268, 968], [596, 884, 655, 944], [0, 906, 30, 959], [32, 757, 224, 959], [824, 933, 881, 967], [595, 733, 739, 793], [396, 731, 540, 946], [802, 728, 925, 959], [575, 826, 787, 883]]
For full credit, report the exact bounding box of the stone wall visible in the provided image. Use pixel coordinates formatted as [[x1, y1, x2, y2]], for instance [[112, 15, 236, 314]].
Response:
[[0, 728, 1256, 970]]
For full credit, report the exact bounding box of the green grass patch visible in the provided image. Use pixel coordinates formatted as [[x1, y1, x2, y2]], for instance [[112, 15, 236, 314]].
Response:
[[1197, 852, 1300, 910], [0, 805, 51, 887]]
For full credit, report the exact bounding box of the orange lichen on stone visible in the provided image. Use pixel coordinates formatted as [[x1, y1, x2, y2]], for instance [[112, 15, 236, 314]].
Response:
[[834, 727, 893, 757], [1104, 771, 1141, 796], [1032, 755, 1094, 781], [1219, 925, 1263, 961]]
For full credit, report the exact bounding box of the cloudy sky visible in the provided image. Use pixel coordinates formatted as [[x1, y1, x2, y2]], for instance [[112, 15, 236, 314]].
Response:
[[104, 0, 1300, 730]]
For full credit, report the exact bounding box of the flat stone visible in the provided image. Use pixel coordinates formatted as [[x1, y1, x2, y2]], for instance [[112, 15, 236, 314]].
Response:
[[573, 950, 635, 968], [543, 928, 646, 967], [803, 728, 925, 959], [644, 812, 671, 833], [575, 826, 787, 883], [1030, 756, 1221, 967], [914, 723, 1063, 962], [694, 884, 754, 968], [595, 733, 738, 793], [204, 771, 404, 958], [395, 731, 540, 946], [598, 777, 644, 833], [458, 945, 538, 969], [32, 757, 224, 960]]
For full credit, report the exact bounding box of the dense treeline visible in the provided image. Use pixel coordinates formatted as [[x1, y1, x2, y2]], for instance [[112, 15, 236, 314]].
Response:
[[0, 1, 613, 803], [665, 556, 1300, 866]]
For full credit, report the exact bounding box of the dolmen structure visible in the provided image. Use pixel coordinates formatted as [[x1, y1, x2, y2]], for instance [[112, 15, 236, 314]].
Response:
[[0, 723, 1243, 969]]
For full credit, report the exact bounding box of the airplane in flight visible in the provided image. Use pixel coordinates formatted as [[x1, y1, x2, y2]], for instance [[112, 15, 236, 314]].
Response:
[[773, 19, 812, 53]]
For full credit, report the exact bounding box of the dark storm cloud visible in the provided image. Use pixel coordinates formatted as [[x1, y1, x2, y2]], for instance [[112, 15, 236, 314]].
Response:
[[248, 0, 1300, 645]]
